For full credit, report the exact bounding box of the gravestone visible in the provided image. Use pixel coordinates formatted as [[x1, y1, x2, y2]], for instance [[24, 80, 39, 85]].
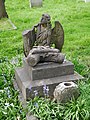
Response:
[[15, 14, 84, 100], [30, 0, 42, 7], [85, 0, 90, 2]]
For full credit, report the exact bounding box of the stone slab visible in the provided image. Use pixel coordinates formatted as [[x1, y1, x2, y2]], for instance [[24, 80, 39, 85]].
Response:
[[15, 67, 84, 100], [23, 59, 74, 81]]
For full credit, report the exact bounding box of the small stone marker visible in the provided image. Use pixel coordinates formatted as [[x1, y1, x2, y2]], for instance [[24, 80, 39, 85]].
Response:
[[30, 0, 42, 7], [85, 0, 90, 2], [53, 82, 80, 103]]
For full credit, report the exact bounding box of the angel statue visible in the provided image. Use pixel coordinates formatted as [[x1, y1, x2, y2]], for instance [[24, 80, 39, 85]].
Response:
[[22, 14, 65, 66]]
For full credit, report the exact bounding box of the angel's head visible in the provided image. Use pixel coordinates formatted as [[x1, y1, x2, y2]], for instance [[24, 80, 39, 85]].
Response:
[[40, 14, 51, 24]]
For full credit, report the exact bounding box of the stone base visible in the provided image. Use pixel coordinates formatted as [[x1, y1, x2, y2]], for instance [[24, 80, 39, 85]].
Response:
[[15, 67, 83, 100]]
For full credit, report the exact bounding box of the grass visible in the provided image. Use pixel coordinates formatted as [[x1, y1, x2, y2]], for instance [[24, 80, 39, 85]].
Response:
[[0, 0, 90, 119], [0, 18, 12, 31], [0, 18, 16, 31], [27, 96, 90, 120]]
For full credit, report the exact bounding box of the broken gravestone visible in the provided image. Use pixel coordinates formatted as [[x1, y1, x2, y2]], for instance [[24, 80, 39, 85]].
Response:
[[15, 14, 84, 100], [53, 82, 80, 103]]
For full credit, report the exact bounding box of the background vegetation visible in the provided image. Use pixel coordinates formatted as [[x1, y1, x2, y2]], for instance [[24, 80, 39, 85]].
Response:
[[0, 0, 90, 119]]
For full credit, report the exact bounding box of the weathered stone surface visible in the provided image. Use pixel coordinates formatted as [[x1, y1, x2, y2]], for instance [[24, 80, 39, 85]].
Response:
[[25, 14, 65, 66], [51, 21, 64, 52], [23, 59, 74, 80], [26, 46, 65, 67], [23, 14, 64, 57], [53, 82, 80, 103], [22, 28, 36, 57], [30, 0, 42, 7], [15, 67, 83, 100]]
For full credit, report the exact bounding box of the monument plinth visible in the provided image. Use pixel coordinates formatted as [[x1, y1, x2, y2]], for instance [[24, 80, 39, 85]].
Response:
[[15, 60, 83, 100], [23, 59, 74, 80]]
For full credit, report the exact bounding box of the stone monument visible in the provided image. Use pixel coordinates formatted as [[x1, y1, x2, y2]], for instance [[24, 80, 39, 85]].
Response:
[[15, 14, 83, 100]]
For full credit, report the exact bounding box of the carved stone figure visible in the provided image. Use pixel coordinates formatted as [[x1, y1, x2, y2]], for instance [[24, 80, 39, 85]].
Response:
[[35, 14, 51, 46], [23, 14, 65, 66], [23, 14, 64, 57], [26, 46, 65, 67]]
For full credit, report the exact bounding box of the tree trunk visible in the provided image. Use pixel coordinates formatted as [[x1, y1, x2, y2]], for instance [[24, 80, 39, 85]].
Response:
[[0, 0, 8, 19]]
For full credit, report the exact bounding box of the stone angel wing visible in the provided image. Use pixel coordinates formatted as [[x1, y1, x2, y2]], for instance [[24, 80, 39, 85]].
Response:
[[22, 27, 36, 57], [51, 21, 64, 52]]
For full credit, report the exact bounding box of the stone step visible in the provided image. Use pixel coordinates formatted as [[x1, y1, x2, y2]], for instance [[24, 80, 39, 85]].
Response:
[[23, 59, 74, 81]]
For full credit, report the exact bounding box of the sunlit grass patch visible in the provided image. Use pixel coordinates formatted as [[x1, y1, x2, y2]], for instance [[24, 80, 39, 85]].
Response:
[[0, 18, 17, 31]]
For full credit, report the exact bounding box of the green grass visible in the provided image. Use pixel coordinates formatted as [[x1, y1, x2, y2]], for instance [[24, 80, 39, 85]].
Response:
[[0, 0, 90, 119], [0, 18, 12, 30], [27, 96, 90, 120]]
